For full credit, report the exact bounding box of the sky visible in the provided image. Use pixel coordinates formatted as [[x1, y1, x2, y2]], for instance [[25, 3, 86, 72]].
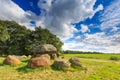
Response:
[[0, 0, 120, 53]]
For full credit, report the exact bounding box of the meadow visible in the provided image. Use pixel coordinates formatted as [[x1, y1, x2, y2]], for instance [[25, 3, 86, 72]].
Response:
[[64, 53, 120, 60], [0, 54, 120, 80]]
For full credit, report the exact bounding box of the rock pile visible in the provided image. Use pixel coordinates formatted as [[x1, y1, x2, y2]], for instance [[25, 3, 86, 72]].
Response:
[[3, 44, 83, 70]]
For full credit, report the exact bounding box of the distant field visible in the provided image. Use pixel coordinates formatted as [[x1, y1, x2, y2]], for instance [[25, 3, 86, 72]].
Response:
[[0, 54, 120, 80], [64, 53, 120, 60]]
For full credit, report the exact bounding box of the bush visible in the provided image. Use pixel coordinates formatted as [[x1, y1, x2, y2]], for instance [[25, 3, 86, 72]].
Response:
[[109, 56, 120, 61]]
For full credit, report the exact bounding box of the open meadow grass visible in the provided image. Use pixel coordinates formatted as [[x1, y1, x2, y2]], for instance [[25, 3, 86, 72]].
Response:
[[0, 54, 120, 80], [64, 54, 120, 60]]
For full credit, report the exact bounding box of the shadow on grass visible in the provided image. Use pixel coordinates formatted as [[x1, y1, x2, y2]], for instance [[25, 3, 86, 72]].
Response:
[[17, 66, 34, 73], [21, 59, 29, 63], [0, 62, 24, 67], [17, 65, 50, 73], [16, 63, 87, 73], [51, 64, 86, 72], [51, 65, 63, 71], [20, 58, 30, 63], [0, 63, 5, 66], [17, 64, 70, 73]]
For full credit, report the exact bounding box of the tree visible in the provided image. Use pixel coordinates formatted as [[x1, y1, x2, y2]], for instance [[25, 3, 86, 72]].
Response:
[[0, 20, 31, 55], [0, 20, 63, 55]]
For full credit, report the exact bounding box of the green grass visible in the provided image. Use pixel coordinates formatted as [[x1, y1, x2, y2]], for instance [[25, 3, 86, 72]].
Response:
[[0, 54, 120, 80], [64, 53, 120, 60]]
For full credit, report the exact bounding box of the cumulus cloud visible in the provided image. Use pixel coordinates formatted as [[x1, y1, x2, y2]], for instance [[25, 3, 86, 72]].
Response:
[[38, 0, 103, 40]]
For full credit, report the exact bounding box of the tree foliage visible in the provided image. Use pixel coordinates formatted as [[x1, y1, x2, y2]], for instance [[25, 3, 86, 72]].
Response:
[[0, 20, 63, 56], [0, 25, 9, 43]]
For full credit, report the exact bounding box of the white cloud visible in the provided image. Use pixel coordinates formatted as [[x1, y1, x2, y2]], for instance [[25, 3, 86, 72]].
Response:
[[95, 4, 104, 13], [62, 41, 85, 50], [38, 0, 52, 11], [75, 36, 81, 40], [63, 0, 120, 53], [0, 0, 25, 21], [0, 0, 41, 30], [63, 32, 120, 53], [80, 24, 90, 33], [82, 32, 110, 46], [100, 0, 120, 32], [38, 0, 103, 40]]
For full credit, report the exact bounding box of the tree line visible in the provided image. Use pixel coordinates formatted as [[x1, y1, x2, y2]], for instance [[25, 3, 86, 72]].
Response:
[[63, 50, 103, 54], [0, 20, 63, 56]]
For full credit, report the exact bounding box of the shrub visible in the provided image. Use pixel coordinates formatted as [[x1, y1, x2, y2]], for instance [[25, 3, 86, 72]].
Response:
[[109, 56, 120, 61]]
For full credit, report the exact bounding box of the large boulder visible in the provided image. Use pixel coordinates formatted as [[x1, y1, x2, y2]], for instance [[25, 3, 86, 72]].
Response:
[[28, 56, 50, 68], [53, 60, 70, 69], [69, 57, 82, 67], [34, 44, 57, 54], [3, 55, 21, 65], [33, 44, 57, 59]]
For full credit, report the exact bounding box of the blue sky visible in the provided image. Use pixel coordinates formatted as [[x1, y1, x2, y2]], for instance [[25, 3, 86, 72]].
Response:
[[0, 0, 120, 53]]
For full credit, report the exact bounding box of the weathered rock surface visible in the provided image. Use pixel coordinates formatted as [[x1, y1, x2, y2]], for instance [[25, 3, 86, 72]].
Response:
[[53, 60, 70, 69], [69, 57, 82, 67], [28, 56, 50, 68], [40, 54, 50, 60], [34, 44, 57, 54], [3, 55, 21, 65], [13, 55, 27, 60]]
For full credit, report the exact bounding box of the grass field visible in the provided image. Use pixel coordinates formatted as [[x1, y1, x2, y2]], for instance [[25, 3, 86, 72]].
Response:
[[0, 54, 120, 80], [64, 54, 120, 60]]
